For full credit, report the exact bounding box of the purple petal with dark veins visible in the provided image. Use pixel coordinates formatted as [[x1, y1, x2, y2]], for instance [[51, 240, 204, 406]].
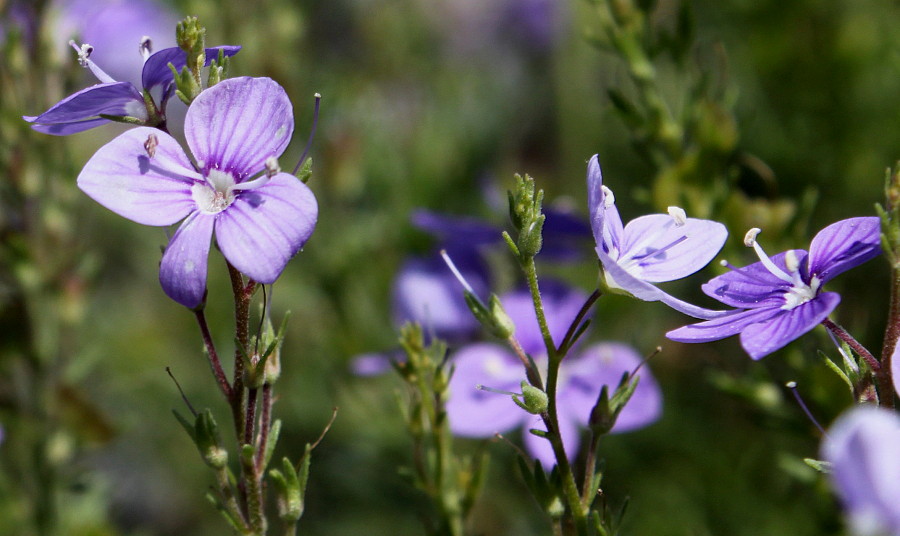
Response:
[[186, 77, 292, 179], [141, 45, 242, 91], [215, 173, 317, 284], [620, 215, 727, 282], [558, 343, 661, 433], [586, 154, 604, 246], [822, 407, 900, 536], [597, 247, 729, 319], [446, 344, 528, 437], [159, 211, 215, 308], [666, 307, 778, 343], [701, 250, 806, 308], [739, 292, 840, 359], [23, 82, 144, 134], [76, 126, 199, 225], [807, 217, 882, 284]]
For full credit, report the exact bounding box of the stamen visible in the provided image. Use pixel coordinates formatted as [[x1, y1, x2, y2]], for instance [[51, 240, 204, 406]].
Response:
[[140, 36, 153, 61], [69, 40, 116, 83], [601, 185, 615, 208], [144, 133, 158, 158], [743, 228, 794, 284], [231, 174, 270, 191], [292, 93, 321, 176], [667, 206, 687, 226], [264, 156, 281, 178], [440, 250, 475, 294], [476, 384, 517, 396], [786, 381, 827, 436]]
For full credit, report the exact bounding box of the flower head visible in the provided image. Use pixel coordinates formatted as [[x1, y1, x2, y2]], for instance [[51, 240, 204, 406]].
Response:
[[586, 155, 728, 319], [822, 406, 900, 536], [76, 77, 317, 308], [666, 217, 881, 359], [446, 282, 662, 467], [23, 39, 239, 135]]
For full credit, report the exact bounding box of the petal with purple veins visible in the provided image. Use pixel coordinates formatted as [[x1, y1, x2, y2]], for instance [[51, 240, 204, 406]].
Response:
[[586, 154, 605, 246], [446, 344, 528, 437], [808, 217, 882, 284], [215, 173, 317, 284], [23, 82, 145, 134], [77, 127, 199, 225], [701, 251, 804, 308], [159, 211, 215, 308], [621, 215, 727, 282], [666, 306, 778, 343], [738, 292, 840, 359], [186, 77, 293, 179]]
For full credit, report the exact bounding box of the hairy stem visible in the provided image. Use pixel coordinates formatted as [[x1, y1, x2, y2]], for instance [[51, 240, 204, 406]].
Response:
[[194, 309, 232, 400]]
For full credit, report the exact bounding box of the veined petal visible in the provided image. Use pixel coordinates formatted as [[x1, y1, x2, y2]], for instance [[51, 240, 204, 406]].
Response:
[[28, 118, 110, 136], [666, 307, 777, 343], [77, 127, 200, 225], [586, 154, 604, 246], [215, 173, 317, 284], [702, 251, 804, 308], [186, 77, 293, 179], [141, 45, 242, 91], [808, 217, 882, 284], [597, 247, 729, 319], [601, 202, 625, 255], [739, 292, 840, 359], [446, 344, 528, 437], [621, 215, 727, 282], [23, 82, 145, 135], [159, 211, 215, 308], [558, 343, 662, 433]]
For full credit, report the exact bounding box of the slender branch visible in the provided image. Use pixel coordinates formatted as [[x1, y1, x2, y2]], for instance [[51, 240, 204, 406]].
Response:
[[822, 318, 891, 406], [194, 309, 233, 400], [879, 268, 900, 407], [557, 290, 602, 355]]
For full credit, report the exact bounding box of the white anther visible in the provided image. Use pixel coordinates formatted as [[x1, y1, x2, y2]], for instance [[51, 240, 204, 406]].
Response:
[[719, 259, 728, 267], [71, 40, 94, 66], [784, 250, 800, 273], [140, 36, 153, 61], [265, 156, 281, 178], [667, 206, 687, 226], [601, 185, 615, 208], [144, 133, 159, 158], [743, 228, 761, 248]]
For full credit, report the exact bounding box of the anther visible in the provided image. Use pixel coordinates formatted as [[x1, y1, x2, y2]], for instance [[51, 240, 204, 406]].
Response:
[[743, 228, 761, 248], [784, 250, 800, 273], [140, 36, 153, 61], [144, 133, 159, 158], [601, 185, 615, 208], [667, 206, 687, 226], [265, 156, 281, 178], [70, 40, 94, 66]]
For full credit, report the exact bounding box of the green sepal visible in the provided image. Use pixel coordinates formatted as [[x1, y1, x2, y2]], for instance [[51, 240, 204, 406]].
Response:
[[205, 491, 246, 533], [195, 409, 228, 469], [296, 157, 313, 183], [269, 447, 311, 522], [207, 48, 229, 87], [463, 292, 515, 339], [262, 419, 282, 470], [803, 458, 832, 473], [96, 114, 148, 125], [589, 371, 640, 435], [172, 409, 196, 442], [513, 381, 548, 415], [817, 350, 854, 395]]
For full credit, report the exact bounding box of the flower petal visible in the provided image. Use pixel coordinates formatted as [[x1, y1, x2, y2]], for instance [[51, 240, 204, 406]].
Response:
[[159, 211, 215, 308], [446, 344, 528, 437], [808, 217, 882, 284], [141, 45, 242, 91], [559, 343, 662, 433], [701, 251, 803, 308], [23, 82, 145, 135], [597, 246, 729, 319], [738, 292, 840, 359], [666, 307, 778, 343], [822, 407, 900, 536], [621, 215, 727, 282], [586, 154, 605, 246], [541, 206, 592, 262], [215, 172, 317, 284], [77, 126, 200, 225], [410, 210, 501, 247], [186, 77, 293, 179]]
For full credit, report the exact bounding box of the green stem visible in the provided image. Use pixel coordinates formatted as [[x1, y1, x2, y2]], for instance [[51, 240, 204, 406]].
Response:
[[879, 268, 900, 406]]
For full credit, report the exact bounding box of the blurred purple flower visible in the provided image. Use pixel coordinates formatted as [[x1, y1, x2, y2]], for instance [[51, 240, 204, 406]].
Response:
[[667, 217, 881, 359], [446, 282, 662, 466], [23, 38, 240, 135], [587, 155, 729, 319], [822, 406, 900, 536], [76, 77, 317, 308]]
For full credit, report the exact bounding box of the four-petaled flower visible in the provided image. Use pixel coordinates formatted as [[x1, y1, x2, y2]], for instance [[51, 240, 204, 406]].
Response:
[[586, 154, 729, 319], [23, 39, 239, 135], [666, 217, 881, 359], [77, 76, 318, 308], [822, 406, 900, 536], [446, 282, 661, 467]]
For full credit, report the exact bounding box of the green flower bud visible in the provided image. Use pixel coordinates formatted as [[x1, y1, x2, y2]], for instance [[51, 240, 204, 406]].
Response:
[[514, 381, 548, 415]]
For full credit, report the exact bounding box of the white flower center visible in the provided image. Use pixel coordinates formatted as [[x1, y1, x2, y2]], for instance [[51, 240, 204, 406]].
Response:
[[744, 228, 820, 311], [192, 169, 237, 214]]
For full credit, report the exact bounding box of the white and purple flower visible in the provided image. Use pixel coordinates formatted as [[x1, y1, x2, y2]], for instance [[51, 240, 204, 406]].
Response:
[[446, 282, 662, 466], [76, 76, 318, 308], [23, 39, 239, 135], [822, 406, 900, 536], [667, 217, 881, 359], [587, 154, 729, 319]]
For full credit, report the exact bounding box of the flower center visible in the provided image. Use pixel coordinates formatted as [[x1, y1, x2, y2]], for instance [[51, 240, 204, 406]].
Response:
[[192, 169, 237, 214], [743, 229, 820, 311]]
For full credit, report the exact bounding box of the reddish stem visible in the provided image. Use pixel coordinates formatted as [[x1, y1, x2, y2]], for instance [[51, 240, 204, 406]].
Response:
[[193, 309, 232, 400]]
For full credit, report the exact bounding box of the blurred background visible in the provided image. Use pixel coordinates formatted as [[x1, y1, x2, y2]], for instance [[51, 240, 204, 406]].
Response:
[[2, 0, 899, 534]]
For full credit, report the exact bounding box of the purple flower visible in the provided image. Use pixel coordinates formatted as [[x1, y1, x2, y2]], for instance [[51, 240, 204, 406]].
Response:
[[23, 39, 240, 135], [76, 77, 318, 308], [586, 155, 729, 319], [667, 217, 881, 359], [822, 406, 900, 536], [446, 283, 662, 467]]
